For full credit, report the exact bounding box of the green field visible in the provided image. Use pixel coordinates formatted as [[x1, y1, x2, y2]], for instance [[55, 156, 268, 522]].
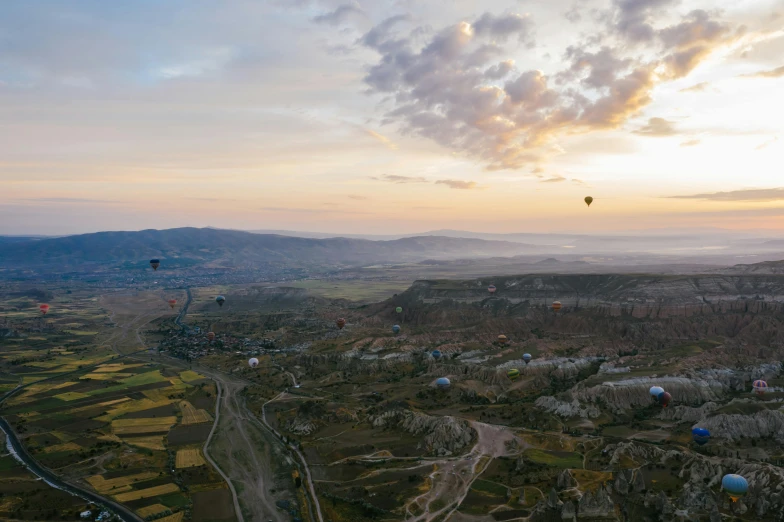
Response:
[[285, 279, 412, 302]]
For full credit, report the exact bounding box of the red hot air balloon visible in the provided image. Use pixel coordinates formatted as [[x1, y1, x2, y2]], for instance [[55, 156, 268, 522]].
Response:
[[39, 304, 50, 315], [753, 380, 768, 395], [207, 332, 215, 342], [552, 301, 562, 312], [659, 391, 672, 408], [168, 299, 177, 310], [336, 318, 346, 329], [488, 285, 496, 294]]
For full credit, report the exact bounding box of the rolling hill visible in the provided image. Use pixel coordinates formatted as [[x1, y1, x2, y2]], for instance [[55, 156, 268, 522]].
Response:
[[0, 227, 541, 270]]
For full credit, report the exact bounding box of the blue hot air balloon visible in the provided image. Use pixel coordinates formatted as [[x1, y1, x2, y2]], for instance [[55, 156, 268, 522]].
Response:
[[215, 295, 226, 307], [523, 353, 532, 364], [435, 377, 450, 389], [722, 474, 748, 502], [392, 325, 400, 334], [432, 350, 442, 359], [692, 427, 710, 445]]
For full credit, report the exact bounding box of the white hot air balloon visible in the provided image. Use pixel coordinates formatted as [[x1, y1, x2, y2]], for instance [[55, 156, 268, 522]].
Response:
[[248, 357, 259, 368]]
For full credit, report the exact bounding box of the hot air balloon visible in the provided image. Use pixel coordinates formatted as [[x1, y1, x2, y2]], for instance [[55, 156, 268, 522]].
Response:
[[753, 379, 768, 395], [649, 386, 665, 401], [432, 350, 442, 360], [207, 332, 215, 342], [150, 259, 160, 270], [392, 325, 400, 334], [168, 299, 177, 310], [488, 285, 496, 294], [507, 368, 520, 380], [395, 306, 403, 314], [584, 196, 593, 207], [523, 353, 532, 364], [692, 427, 710, 446], [658, 391, 672, 408], [435, 377, 450, 389], [39, 304, 50, 315], [336, 318, 346, 329], [248, 358, 259, 368], [215, 296, 225, 308], [497, 335, 508, 345], [722, 474, 748, 502], [552, 301, 562, 312]]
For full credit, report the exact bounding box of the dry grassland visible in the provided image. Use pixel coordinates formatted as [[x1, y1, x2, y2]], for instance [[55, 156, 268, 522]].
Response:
[[54, 391, 90, 401], [41, 442, 82, 454], [158, 513, 184, 522], [179, 401, 212, 425], [123, 435, 166, 451], [87, 472, 159, 494], [114, 483, 180, 502], [111, 416, 176, 435], [175, 448, 206, 469], [137, 504, 170, 518]]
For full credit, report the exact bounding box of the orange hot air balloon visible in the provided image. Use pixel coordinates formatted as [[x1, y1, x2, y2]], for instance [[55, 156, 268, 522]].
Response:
[[207, 332, 215, 342], [39, 304, 50, 315], [552, 301, 562, 312], [168, 299, 177, 310], [497, 334, 508, 345], [336, 318, 346, 329]]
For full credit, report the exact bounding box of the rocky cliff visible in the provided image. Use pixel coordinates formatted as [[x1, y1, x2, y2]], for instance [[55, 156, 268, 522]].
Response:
[[369, 409, 476, 455]]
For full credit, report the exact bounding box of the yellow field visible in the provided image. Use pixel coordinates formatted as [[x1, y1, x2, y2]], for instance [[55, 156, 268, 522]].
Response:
[[96, 398, 175, 421], [179, 370, 206, 383], [82, 372, 133, 380], [137, 504, 170, 518], [94, 363, 145, 373], [87, 472, 159, 494], [52, 431, 76, 442], [179, 401, 212, 425], [54, 391, 90, 401], [158, 513, 184, 522], [175, 448, 206, 469], [123, 435, 166, 451], [114, 483, 180, 502], [41, 442, 81, 454], [111, 416, 177, 435]]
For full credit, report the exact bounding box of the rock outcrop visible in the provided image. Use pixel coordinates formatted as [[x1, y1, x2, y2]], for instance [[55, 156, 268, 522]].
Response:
[[698, 408, 784, 442], [369, 409, 476, 455], [535, 396, 601, 419]]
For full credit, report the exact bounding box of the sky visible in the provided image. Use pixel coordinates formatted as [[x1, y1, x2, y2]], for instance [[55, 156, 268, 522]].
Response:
[[1, 0, 783, 236]]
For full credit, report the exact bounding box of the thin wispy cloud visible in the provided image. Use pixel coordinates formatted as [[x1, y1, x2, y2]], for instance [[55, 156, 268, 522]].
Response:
[[312, 3, 365, 26], [739, 65, 784, 79], [680, 138, 701, 147], [24, 197, 117, 204], [365, 129, 398, 150], [541, 175, 567, 183], [667, 188, 784, 202], [633, 117, 679, 137], [372, 174, 428, 183], [435, 179, 479, 190], [679, 82, 710, 93], [260, 207, 370, 214], [347, 194, 368, 200], [755, 136, 778, 150]]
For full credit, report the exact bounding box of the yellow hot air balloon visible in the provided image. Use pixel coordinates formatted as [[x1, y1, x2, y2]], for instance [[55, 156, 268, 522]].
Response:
[[584, 196, 593, 207], [552, 301, 562, 312]]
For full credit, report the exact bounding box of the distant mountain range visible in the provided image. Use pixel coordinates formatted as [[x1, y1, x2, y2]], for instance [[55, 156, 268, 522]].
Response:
[[0, 227, 542, 270]]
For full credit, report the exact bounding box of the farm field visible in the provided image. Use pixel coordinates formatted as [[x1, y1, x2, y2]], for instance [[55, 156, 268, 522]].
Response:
[[0, 286, 231, 521]]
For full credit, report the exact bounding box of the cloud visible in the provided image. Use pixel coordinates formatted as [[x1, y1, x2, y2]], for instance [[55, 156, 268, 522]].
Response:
[[680, 138, 701, 147], [571, 178, 586, 185], [755, 136, 778, 150], [541, 175, 567, 183], [679, 81, 709, 92], [739, 65, 784, 78], [260, 206, 369, 214], [23, 197, 116, 204], [360, 6, 741, 170], [372, 174, 428, 183], [435, 179, 479, 189], [666, 188, 784, 202], [312, 3, 364, 25], [633, 117, 678, 136], [365, 129, 398, 150], [347, 194, 368, 200]]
